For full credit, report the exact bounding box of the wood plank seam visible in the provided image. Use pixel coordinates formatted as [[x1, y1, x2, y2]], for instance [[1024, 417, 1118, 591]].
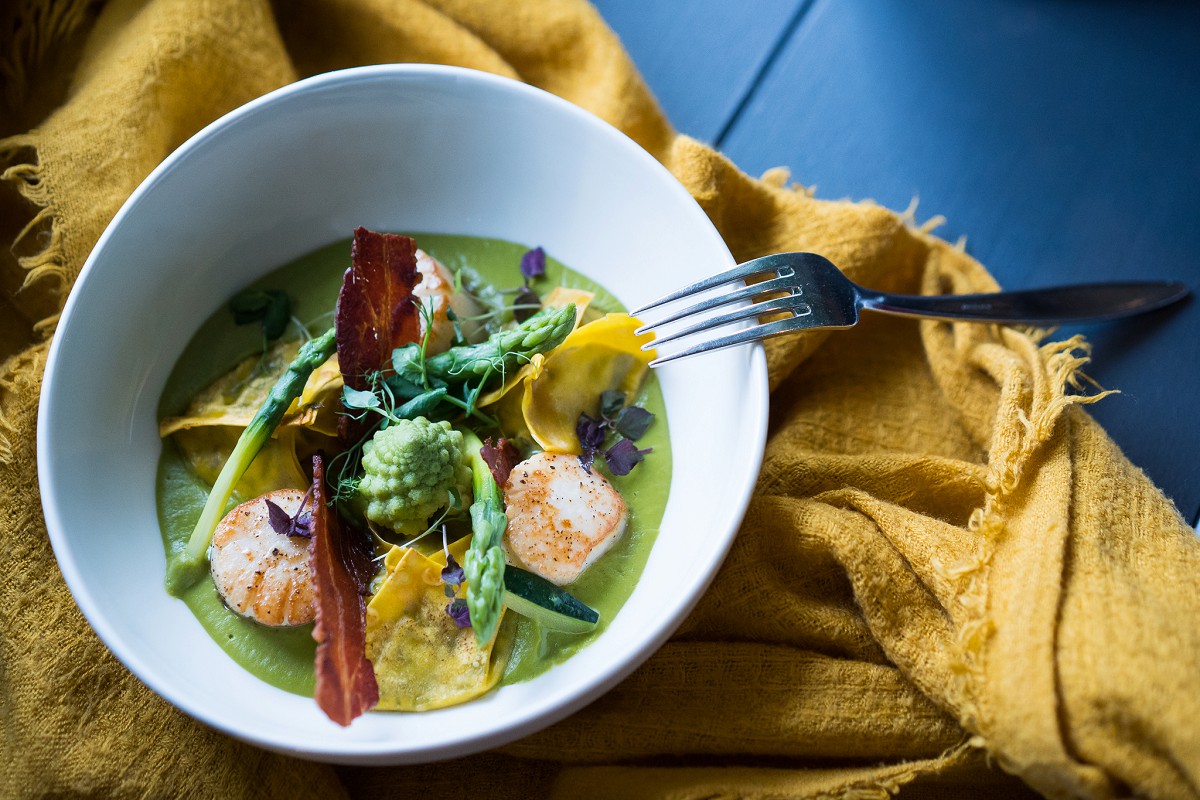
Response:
[[714, 0, 820, 148]]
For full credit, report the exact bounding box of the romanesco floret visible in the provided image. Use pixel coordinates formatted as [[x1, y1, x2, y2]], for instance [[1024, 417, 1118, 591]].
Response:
[[357, 416, 472, 534]]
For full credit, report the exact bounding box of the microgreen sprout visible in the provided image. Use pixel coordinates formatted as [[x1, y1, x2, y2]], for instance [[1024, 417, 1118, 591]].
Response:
[[301, 308, 337, 340], [402, 510, 453, 550], [446, 599, 471, 628], [603, 438, 652, 476], [441, 527, 470, 625], [264, 485, 316, 539], [612, 405, 655, 441], [446, 307, 466, 347], [520, 246, 546, 280], [447, 250, 550, 328], [327, 411, 386, 509], [576, 413, 607, 472], [224, 289, 312, 396], [229, 289, 292, 342], [416, 298, 436, 389], [442, 555, 465, 598], [513, 246, 547, 322], [576, 390, 655, 476]]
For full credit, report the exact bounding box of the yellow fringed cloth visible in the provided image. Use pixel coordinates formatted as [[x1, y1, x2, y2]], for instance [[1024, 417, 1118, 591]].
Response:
[[2, 1, 1198, 798]]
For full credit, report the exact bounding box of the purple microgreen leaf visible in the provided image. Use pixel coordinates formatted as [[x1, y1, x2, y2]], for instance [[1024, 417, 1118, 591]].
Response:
[[265, 499, 292, 537], [577, 413, 607, 449], [577, 413, 608, 451], [599, 390, 626, 420], [604, 438, 652, 476], [291, 510, 315, 539], [512, 285, 541, 323], [520, 246, 546, 281], [577, 412, 609, 473], [446, 598, 471, 628], [342, 385, 380, 410], [441, 553, 466, 590], [613, 406, 654, 440], [265, 493, 315, 539]]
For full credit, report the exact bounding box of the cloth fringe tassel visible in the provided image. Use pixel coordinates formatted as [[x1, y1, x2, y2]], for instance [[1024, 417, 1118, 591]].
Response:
[[946, 332, 1112, 751], [0, 132, 64, 462]]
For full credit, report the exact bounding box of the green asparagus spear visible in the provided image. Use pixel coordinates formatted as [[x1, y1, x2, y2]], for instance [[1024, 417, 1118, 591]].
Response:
[[460, 429, 507, 646], [166, 327, 337, 594], [393, 303, 576, 387]]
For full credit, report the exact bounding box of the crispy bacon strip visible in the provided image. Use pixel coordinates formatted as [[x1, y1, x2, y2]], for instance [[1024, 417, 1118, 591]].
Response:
[[336, 228, 421, 442], [336, 227, 421, 389], [481, 437, 522, 487], [309, 454, 378, 726]]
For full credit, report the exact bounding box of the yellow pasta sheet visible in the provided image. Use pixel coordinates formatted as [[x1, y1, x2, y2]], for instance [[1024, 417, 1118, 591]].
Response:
[[366, 538, 512, 711]]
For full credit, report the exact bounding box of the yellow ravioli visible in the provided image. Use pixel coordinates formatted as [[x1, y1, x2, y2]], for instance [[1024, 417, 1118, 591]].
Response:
[[291, 353, 345, 436], [170, 426, 308, 502], [158, 339, 342, 499], [522, 313, 656, 453], [366, 538, 512, 711], [158, 339, 342, 438]]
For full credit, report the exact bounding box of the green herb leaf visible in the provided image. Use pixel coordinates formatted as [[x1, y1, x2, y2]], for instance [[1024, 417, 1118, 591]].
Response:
[[391, 342, 446, 390], [599, 390, 626, 419], [396, 387, 447, 418], [462, 378, 487, 416], [384, 372, 426, 401], [262, 292, 291, 340], [228, 289, 291, 341], [342, 386, 381, 410], [229, 289, 272, 321], [613, 406, 654, 440], [446, 307, 466, 346]]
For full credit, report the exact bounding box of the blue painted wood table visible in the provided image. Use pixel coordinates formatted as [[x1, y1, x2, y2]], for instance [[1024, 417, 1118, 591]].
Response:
[[593, 0, 1200, 526]]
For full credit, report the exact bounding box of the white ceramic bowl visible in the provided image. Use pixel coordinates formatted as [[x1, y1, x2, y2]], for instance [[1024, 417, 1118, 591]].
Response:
[[38, 65, 768, 764]]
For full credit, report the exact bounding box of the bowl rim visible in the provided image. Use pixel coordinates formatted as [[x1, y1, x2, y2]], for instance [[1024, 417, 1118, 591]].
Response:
[[37, 63, 770, 762]]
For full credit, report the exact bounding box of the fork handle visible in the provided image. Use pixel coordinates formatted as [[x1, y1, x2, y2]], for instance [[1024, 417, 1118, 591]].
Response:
[[858, 281, 1188, 325]]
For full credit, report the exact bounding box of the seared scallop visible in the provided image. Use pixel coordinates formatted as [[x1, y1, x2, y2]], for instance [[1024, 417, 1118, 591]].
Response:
[[209, 489, 314, 627], [502, 452, 628, 585], [414, 250, 484, 354]]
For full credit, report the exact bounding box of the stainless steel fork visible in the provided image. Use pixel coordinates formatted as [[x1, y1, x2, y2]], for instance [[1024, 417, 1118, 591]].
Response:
[[632, 252, 1188, 366]]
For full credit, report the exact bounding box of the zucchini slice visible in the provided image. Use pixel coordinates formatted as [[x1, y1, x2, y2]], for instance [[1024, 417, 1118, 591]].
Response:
[[503, 565, 599, 634]]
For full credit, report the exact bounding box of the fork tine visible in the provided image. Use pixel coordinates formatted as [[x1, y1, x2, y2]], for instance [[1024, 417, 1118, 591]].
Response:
[[633, 273, 797, 335], [630, 255, 787, 315], [648, 315, 822, 366], [639, 295, 807, 350]]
